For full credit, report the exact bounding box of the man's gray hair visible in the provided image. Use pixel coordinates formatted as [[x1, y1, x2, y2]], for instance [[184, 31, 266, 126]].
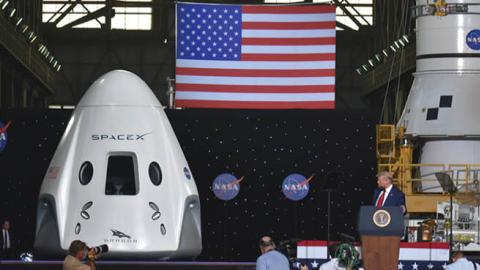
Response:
[[376, 171, 393, 181]]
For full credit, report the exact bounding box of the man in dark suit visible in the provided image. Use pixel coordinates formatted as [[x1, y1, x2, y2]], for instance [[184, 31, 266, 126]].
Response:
[[0, 220, 14, 260], [373, 172, 407, 214]]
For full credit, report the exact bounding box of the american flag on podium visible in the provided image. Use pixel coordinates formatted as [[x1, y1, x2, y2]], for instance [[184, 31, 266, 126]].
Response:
[[175, 2, 336, 109]]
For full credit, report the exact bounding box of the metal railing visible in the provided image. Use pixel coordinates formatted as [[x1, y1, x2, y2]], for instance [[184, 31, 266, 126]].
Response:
[[378, 163, 480, 195]]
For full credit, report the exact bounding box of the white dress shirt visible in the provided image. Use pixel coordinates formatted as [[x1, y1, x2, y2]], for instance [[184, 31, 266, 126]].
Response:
[[375, 184, 393, 207], [2, 229, 10, 249], [446, 258, 480, 270], [319, 258, 346, 270]]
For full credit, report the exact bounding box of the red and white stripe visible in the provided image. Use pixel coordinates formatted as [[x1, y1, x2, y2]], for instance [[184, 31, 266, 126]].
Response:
[[176, 4, 336, 109], [297, 241, 450, 261]]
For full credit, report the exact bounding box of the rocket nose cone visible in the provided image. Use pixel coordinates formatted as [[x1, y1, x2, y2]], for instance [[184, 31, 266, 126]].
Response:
[[77, 70, 162, 107]]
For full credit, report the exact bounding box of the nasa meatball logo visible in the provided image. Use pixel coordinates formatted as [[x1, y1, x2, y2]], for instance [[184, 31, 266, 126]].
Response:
[[212, 173, 244, 201], [466, 29, 480, 50], [282, 173, 314, 201], [0, 120, 11, 153]]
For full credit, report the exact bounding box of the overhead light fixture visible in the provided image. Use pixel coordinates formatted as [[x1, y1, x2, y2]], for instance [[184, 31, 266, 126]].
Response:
[[356, 32, 413, 75], [52, 60, 58, 68], [14, 16, 23, 26], [6, 7, 15, 18], [26, 30, 34, 39], [56, 64, 62, 72], [393, 41, 402, 49], [38, 44, 46, 54], [20, 24, 28, 33], [0, 0, 9, 11], [48, 55, 54, 63], [382, 49, 389, 57], [29, 34, 37, 43]]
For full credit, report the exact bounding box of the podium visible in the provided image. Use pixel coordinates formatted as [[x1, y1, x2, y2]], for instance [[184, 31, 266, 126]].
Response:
[[358, 206, 404, 270]]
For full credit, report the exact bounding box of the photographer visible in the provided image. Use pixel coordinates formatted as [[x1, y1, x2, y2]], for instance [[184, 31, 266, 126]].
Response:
[[63, 240, 96, 270]]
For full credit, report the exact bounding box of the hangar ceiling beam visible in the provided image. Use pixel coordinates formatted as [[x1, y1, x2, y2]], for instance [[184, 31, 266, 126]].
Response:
[[53, 1, 78, 26], [61, 6, 114, 29], [333, 0, 363, 29], [0, 16, 55, 95]]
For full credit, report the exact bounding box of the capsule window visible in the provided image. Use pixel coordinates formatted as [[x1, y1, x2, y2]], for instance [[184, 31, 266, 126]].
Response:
[[105, 155, 138, 195], [149, 162, 162, 186], [79, 161, 93, 185]]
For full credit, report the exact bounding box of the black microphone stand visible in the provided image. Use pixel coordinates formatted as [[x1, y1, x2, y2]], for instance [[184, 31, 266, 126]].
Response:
[[323, 171, 342, 255], [435, 172, 457, 261]]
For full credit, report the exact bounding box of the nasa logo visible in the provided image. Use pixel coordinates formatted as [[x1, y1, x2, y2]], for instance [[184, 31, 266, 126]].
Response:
[[466, 29, 480, 50], [0, 120, 11, 153], [184, 167, 192, 180], [282, 173, 314, 201], [212, 173, 244, 201]]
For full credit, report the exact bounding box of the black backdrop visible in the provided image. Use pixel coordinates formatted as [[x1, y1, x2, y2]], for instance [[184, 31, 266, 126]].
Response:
[[0, 109, 377, 261]]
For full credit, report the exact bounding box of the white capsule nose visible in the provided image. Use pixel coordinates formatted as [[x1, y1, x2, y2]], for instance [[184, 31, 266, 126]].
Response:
[[77, 70, 162, 107]]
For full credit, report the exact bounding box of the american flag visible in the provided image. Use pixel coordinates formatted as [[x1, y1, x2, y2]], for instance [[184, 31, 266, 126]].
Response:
[[175, 2, 336, 109], [297, 241, 450, 270]]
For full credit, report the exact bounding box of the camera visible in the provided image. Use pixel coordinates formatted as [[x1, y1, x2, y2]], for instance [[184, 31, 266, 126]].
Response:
[[90, 244, 109, 255], [86, 244, 109, 261]]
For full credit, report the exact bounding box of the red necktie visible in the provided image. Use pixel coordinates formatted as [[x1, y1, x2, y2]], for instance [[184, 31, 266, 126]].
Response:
[[376, 191, 385, 207]]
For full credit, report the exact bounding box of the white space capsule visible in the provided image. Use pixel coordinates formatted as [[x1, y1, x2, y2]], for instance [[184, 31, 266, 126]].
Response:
[[399, 0, 480, 192], [34, 70, 202, 259]]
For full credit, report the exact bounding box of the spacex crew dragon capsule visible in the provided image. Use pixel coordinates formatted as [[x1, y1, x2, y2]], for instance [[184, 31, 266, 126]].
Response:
[[34, 70, 202, 259]]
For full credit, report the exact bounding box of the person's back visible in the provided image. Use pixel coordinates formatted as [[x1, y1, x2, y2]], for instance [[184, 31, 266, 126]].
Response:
[[256, 250, 290, 270], [447, 252, 480, 270], [446, 258, 480, 270], [63, 254, 90, 270], [256, 236, 290, 270]]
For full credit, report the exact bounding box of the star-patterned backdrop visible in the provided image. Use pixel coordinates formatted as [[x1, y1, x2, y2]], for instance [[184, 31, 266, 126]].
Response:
[[0, 109, 377, 261]]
